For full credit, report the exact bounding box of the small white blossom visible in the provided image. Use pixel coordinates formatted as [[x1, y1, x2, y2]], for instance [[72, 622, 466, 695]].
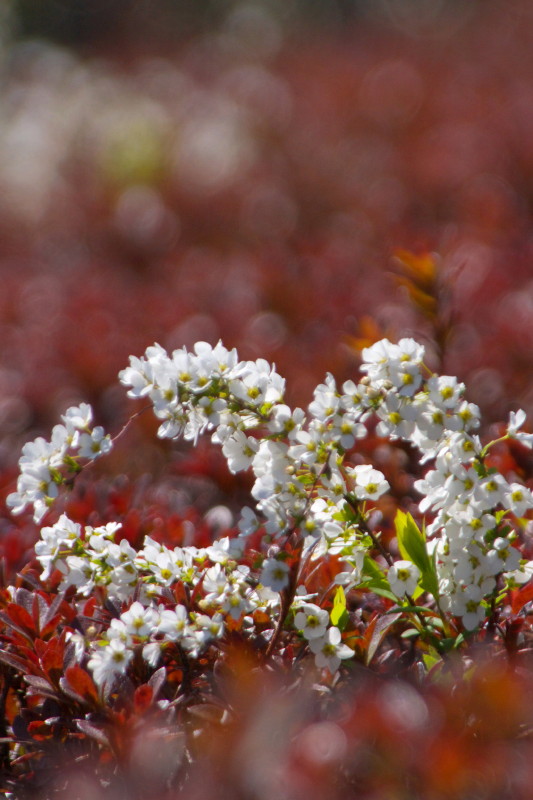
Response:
[[348, 464, 389, 501], [294, 603, 329, 640], [309, 627, 353, 673], [388, 561, 420, 597], [260, 558, 290, 592], [88, 639, 133, 688]]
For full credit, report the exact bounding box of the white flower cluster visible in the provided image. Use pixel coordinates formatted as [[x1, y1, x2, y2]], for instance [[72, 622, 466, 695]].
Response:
[[118, 337, 533, 632], [36, 512, 257, 605], [119, 341, 389, 584], [360, 338, 533, 629], [86, 600, 227, 689], [7, 403, 112, 523], [11, 336, 533, 686], [35, 512, 278, 686], [294, 603, 352, 673]]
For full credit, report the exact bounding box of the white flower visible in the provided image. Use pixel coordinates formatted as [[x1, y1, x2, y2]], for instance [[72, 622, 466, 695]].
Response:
[[229, 360, 284, 407], [348, 464, 389, 501], [191, 613, 225, 651], [376, 394, 417, 439], [88, 639, 133, 688], [219, 588, 256, 620], [120, 601, 159, 639], [266, 404, 306, 439], [143, 642, 162, 667], [192, 340, 240, 378], [330, 413, 367, 450], [158, 605, 190, 641], [206, 536, 243, 564], [77, 426, 113, 459], [360, 339, 401, 379], [388, 561, 420, 596], [486, 537, 521, 573], [294, 603, 329, 640], [451, 584, 487, 631], [308, 374, 339, 421], [238, 506, 260, 537], [427, 375, 465, 410], [309, 627, 353, 673], [119, 350, 164, 397], [388, 361, 423, 397], [203, 563, 229, 601], [62, 403, 93, 430], [222, 430, 259, 473], [35, 514, 82, 578], [7, 460, 58, 521], [260, 558, 290, 592], [144, 550, 183, 587], [288, 427, 324, 466], [506, 560, 533, 586], [252, 440, 291, 482], [362, 338, 424, 396], [7, 402, 111, 521], [58, 554, 97, 596], [504, 483, 533, 517], [474, 473, 509, 511], [507, 409, 533, 448], [341, 379, 369, 412]]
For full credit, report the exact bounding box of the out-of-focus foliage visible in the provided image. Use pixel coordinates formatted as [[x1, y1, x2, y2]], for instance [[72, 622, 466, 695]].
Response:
[[6, 0, 483, 47], [0, 0, 532, 462], [0, 339, 533, 799], [1, 0, 532, 563], [2, 4, 533, 796]]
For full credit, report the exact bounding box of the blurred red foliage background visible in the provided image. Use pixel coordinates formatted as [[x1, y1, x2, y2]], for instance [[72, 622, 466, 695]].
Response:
[[2, 0, 533, 588], [1, 0, 533, 446], [2, 3, 533, 796]]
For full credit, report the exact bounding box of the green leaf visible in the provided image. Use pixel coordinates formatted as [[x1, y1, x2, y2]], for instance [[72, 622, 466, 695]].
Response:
[[439, 634, 465, 653], [330, 586, 349, 630], [364, 585, 399, 602], [359, 556, 397, 602], [394, 511, 440, 601], [422, 649, 442, 672], [393, 604, 434, 615], [395, 510, 426, 568], [411, 584, 424, 601]]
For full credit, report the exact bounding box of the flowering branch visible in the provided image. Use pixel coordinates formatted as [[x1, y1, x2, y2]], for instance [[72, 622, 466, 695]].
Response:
[[5, 336, 533, 691]]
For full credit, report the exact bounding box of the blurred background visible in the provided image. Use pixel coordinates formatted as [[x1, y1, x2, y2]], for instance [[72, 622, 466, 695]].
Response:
[[4, 8, 533, 797], [2, 0, 533, 561]]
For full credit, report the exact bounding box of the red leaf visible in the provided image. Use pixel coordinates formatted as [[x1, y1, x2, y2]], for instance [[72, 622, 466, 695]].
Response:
[[134, 684, 153, 714], [76, 718, 110, 748], [365, 611, 402, 665], [24, 675, 60, 699], [41, 640, 65, 679], [33, 639, 48, 659], [5, 687, 19, 724], [13, 588, 35, 614], [28, 720, 53, 740], [58, 600, 77, 623], [83, 597, 97, 617], [64, 664, 100, 705], [32, 593, 49, 634], [511, 582, 533, 615], [39, 591, 68, 636], [5, 603, 36, 636], [40, 614, 63, 640], [0, 649, 32, 673]]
